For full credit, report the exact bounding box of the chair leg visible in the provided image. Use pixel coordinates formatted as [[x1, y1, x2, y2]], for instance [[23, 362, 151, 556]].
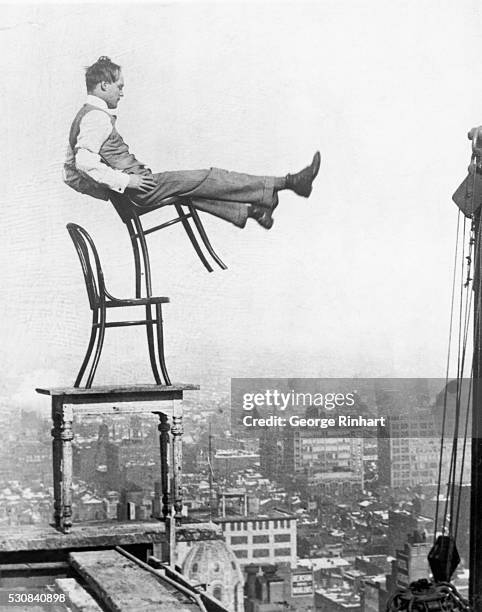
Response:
[[74, 310, 99, 388], [189, 206, 228, 270], [155, 303, 171, 385], [85, 305, 106, 389], [174, 204, 214, 273], [145, 304, 162, 385], [126, 219, 142, 298]]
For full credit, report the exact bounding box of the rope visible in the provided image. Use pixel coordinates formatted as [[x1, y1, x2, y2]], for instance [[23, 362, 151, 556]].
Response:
[[388, 135, 480, 612], [434, 147, 478, 583], [434, 211, 462, 543], [447, 218, 474, 537], [442, 216, 468, 536], [454, 218, 477, 542]]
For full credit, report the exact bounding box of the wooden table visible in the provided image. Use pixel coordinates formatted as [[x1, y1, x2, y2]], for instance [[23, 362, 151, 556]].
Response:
[[36, 384, 199, 557]]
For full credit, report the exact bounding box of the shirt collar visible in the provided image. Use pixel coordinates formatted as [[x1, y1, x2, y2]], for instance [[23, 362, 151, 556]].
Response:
[[86, 94, 113, 113]]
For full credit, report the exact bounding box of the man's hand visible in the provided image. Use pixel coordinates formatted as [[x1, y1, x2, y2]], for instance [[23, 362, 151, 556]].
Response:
[[127, 174, 157, 193]]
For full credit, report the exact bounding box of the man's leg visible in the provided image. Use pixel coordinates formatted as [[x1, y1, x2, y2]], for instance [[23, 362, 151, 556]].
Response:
[[181, 168, 276, 209], [131, 153, 320, 228], [141, 168, 276, 207], [131, 168, 258, 227], [189, 197, 250, 228]]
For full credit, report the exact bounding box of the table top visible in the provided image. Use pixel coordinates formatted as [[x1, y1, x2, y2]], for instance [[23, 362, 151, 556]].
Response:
[[36, 384, 200, 404]]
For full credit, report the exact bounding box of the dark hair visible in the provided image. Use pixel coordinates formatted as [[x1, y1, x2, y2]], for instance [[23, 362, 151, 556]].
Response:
[[85, 56, 121, 92]]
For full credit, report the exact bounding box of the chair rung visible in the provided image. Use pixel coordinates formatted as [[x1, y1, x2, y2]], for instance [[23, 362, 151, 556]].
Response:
[[142, 214, 194, 236], [95, 320, 159, 328]]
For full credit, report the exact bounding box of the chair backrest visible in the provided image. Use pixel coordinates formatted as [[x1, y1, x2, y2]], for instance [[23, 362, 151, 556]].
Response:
[[67, 223, 105, 310]]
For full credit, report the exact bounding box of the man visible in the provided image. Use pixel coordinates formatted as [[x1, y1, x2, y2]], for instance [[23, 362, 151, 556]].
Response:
[[64, 56, 321, 230]]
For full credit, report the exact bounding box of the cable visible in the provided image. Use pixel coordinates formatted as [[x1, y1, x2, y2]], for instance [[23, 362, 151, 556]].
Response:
[[434, 210, 462, 543]]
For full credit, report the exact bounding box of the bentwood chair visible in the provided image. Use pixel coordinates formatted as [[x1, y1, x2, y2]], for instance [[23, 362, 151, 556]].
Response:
[[67, 223, 171, 388], [109, 194, 228, 281]]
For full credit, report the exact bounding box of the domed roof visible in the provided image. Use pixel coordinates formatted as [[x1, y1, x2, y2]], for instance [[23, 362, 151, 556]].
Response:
[[183, 539, 242, 579], [182, 540, 244, 611]]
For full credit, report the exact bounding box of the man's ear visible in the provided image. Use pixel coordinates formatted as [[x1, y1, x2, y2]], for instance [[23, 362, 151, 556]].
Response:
[[100, 81, 109, 91]]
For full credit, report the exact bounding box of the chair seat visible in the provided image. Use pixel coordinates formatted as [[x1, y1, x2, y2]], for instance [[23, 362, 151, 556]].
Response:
[[134, 196, 185, 217], [111, 194, 186, 219], [106, 296, 170, 308]]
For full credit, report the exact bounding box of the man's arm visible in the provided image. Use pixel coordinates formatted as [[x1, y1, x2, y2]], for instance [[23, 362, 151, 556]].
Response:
[[75, 111, 157, 194], [75, 111, 130, 193]]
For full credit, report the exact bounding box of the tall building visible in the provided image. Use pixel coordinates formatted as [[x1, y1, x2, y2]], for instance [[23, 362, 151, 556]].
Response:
[[387, 510, 433, 556], [391, 532, 431, 588], [260, 427, 364, 495], [378, 411, 444, 488], [244, 564, 315, 612], [376, 380, 471, 490]]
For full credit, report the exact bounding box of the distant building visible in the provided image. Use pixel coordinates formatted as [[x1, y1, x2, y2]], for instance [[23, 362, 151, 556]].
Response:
[[260, 427, 363, 495], [387, 510, 432, 556], [244, 564, 315, 612], [314, 586, 360, 612], [360, 575, 388, 612], [378, 411, 442, 488], [6, 439, 51, 485], [105, 438, 159, 493], [213, 450, 261, 478], [298, 557, 352, 589], [392, 532, 431, 588], [215, 510, 297, 569]]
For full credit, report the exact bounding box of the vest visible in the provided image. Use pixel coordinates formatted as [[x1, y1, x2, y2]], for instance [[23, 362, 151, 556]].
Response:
[[64, 104, 152, 200]]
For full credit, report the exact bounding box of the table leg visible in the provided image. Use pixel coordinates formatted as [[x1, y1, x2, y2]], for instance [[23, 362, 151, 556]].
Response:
[[51, 398, 63, 529], [60, 404, 74, 533], [157, 412, 170, 520], [171, 399, 183, 525]]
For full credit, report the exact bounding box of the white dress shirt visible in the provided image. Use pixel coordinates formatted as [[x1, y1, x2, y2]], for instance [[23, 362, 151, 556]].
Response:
[[74, 95, 130, 193]]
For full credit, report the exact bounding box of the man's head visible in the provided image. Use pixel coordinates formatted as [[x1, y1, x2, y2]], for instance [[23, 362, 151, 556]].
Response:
[[85, 56, 124, 109]]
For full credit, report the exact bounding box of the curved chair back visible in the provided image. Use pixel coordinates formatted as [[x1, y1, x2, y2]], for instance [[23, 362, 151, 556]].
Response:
[[67, 223, 105, 310]]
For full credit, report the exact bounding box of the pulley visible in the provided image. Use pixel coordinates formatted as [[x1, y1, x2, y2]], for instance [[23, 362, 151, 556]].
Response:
[[386, 579, 470, 611], [428, 535, 460, 582]]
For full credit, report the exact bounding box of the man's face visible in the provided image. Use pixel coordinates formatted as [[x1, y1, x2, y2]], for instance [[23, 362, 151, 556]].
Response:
[[102, 72, 124, 109]]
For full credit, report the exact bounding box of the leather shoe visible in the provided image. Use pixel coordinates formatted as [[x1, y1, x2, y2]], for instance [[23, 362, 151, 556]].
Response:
[[286, 151, 321, 197], [249, 203, 274, 230]]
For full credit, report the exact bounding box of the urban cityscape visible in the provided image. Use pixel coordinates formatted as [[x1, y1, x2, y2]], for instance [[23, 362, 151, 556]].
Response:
[[0, 376, 471, 611]]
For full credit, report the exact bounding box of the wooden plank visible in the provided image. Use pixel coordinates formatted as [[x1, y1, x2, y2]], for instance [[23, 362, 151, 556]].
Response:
[[36, 383, 199, 396], [0, 521, 219, 553], [69, 550, 199, 611], [70, 404, 172, 416], [0, 562, 68, 572], [43, 391, 183, 405], [55, 578, 103, 611], [0, 521, 166, 552]]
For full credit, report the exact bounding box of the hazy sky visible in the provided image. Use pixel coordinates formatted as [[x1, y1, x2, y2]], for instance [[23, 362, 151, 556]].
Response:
[[1, 1, 480, 408]]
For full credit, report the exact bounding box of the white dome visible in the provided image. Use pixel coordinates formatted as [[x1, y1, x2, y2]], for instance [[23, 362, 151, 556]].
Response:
[[182, 540, 244, 612]]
